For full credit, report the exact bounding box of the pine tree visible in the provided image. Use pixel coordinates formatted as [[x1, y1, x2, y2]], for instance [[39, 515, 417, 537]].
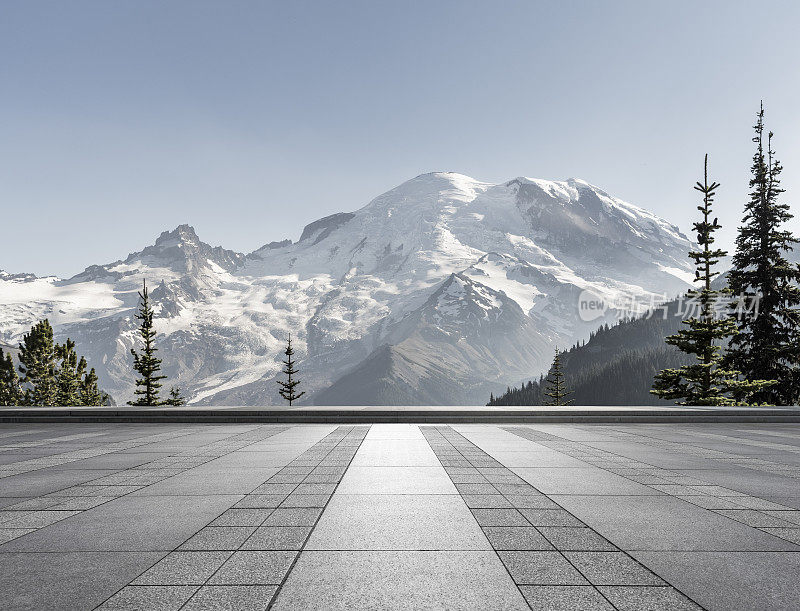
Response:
[[277, 334, 305, 406], [0, 348, 22, 406], [165, 387, 186, 406], [128, 280, 167, 406], [652, 156, 773, 405], [80, 367, 105, 406], [724, 103, 800, 404], [543, 347, 572, 406], [18, 319, 57, 406], [54, 339, 84, 406]]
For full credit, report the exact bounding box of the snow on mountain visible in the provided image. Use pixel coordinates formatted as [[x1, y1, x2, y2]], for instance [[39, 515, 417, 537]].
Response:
[[0, 172, 694, 405]]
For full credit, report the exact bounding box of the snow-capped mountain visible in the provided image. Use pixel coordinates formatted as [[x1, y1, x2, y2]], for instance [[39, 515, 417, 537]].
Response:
[[0, 172, 695, 405]]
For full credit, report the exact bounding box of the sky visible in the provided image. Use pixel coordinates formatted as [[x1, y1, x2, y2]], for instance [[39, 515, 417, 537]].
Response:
[[2, 0, 799, 277]]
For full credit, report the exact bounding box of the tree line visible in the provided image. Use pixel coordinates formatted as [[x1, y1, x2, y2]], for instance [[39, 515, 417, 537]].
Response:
[[491, 103, 800, 407]]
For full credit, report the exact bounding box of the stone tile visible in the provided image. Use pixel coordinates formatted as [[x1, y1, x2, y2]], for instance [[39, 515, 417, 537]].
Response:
[[183, 585, 277, 611], [271, 551, 528, 610], [0, 468, 118, 497], [307, 494, 490, 550], [337, 466, 456, 494], [462, 494, 513, 509], [565, 551, 664, 585], [455, 483, 497, 495], [519, 585, 614, 610], [0, 550, 163, 610], [208, 550, 296, 585], [759, 527, 800, 545], [131, 468, 279, 496], [179, 527, 257, 551], [598, 586, 702, 610], [211, 508, 274, 527], [482, 527, 554, 550], [133, 551, 232, 585], [505, 494, 560, 509], [538, 527, 616, 551], [2, 494, 240, 552], [241, 526, 312, 550], [233, 494, 287, 509], [514, 467, 662, 495], [250, 483, 298, 496], [519, 508, 585, 527], [471, 508, 529, 527], [630, 550, 800, 611], [279, 494, 330, 508], [292, 483, 337, 495], [97, 585, 199, 610], [0, 527, 37, 544], [553, 495, 800, 551], [498, 550, 588, 585], [262, 507, 322, 526]]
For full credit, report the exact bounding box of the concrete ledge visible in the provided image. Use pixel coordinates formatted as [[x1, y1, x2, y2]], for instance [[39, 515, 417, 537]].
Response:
[[1, 406, 800, 423]]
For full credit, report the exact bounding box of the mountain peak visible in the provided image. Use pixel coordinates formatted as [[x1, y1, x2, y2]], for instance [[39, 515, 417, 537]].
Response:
[[154, 224, 200, 248]]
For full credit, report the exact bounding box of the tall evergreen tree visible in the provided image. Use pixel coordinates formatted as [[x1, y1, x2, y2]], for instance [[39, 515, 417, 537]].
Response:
[[18, 319, 57, 406], [0, 348, 22, 406], [724, 103, 800, 404], [652, 156, 772, 405], [277, 334, 305, 406], [128, 280, 166, 406], [165, 387, 186, 406], [543, 347, 572, 406]]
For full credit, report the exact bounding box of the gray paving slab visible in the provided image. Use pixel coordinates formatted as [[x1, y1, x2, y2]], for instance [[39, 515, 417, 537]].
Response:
[[519, 585, 615, 610], [2, 494, 240, 551], [498, 550, 589, 585], [0, 551, 163, 611], [552, 495, 800, 551], [0, 468, 119, 497], [207, 550, 296, 585], [598, 585, 703, 610], [271, 550, 529, 610], [514, 467, 665, 495], [97, 584, 199, 610], [306, 493, 491, 550], [336, 465, 456, 494], [183, 585, 277, 611], [133, 551, 232, 585], [131, 467, 279, 496], [630, 551, 800, 611]]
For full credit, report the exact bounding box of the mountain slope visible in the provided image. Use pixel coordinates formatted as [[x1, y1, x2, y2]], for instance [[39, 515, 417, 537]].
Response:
[[487, 296, 699, 406], [0, 172, 694, 405]]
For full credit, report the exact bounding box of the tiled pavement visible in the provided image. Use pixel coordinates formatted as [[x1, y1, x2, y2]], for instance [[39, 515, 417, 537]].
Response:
[[0, 423, 798, 610]]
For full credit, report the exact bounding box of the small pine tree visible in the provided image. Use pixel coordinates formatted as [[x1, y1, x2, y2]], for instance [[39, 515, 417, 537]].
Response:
[[128, 280, 167, 406], [80, 367, 105, 406], [277, 334, 305, 406], [543, 347, 572, 406], [724, 103, 800, 404], [18, 319, 57, 406], [652, 156, 773, 405], [165, 387, 186, 406], [0, 348, 22, 406], [54, 339, 84, 406]]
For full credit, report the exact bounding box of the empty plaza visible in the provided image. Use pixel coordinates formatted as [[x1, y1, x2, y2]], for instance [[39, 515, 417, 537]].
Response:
[[0, 421, 799, 610]]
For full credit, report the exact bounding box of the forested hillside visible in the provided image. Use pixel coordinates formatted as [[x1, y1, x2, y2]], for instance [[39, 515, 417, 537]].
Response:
[[489, 298, 693, 405]]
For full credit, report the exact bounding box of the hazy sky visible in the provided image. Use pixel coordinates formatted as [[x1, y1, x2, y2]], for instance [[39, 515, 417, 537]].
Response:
[[2, 0, 799, 277]]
